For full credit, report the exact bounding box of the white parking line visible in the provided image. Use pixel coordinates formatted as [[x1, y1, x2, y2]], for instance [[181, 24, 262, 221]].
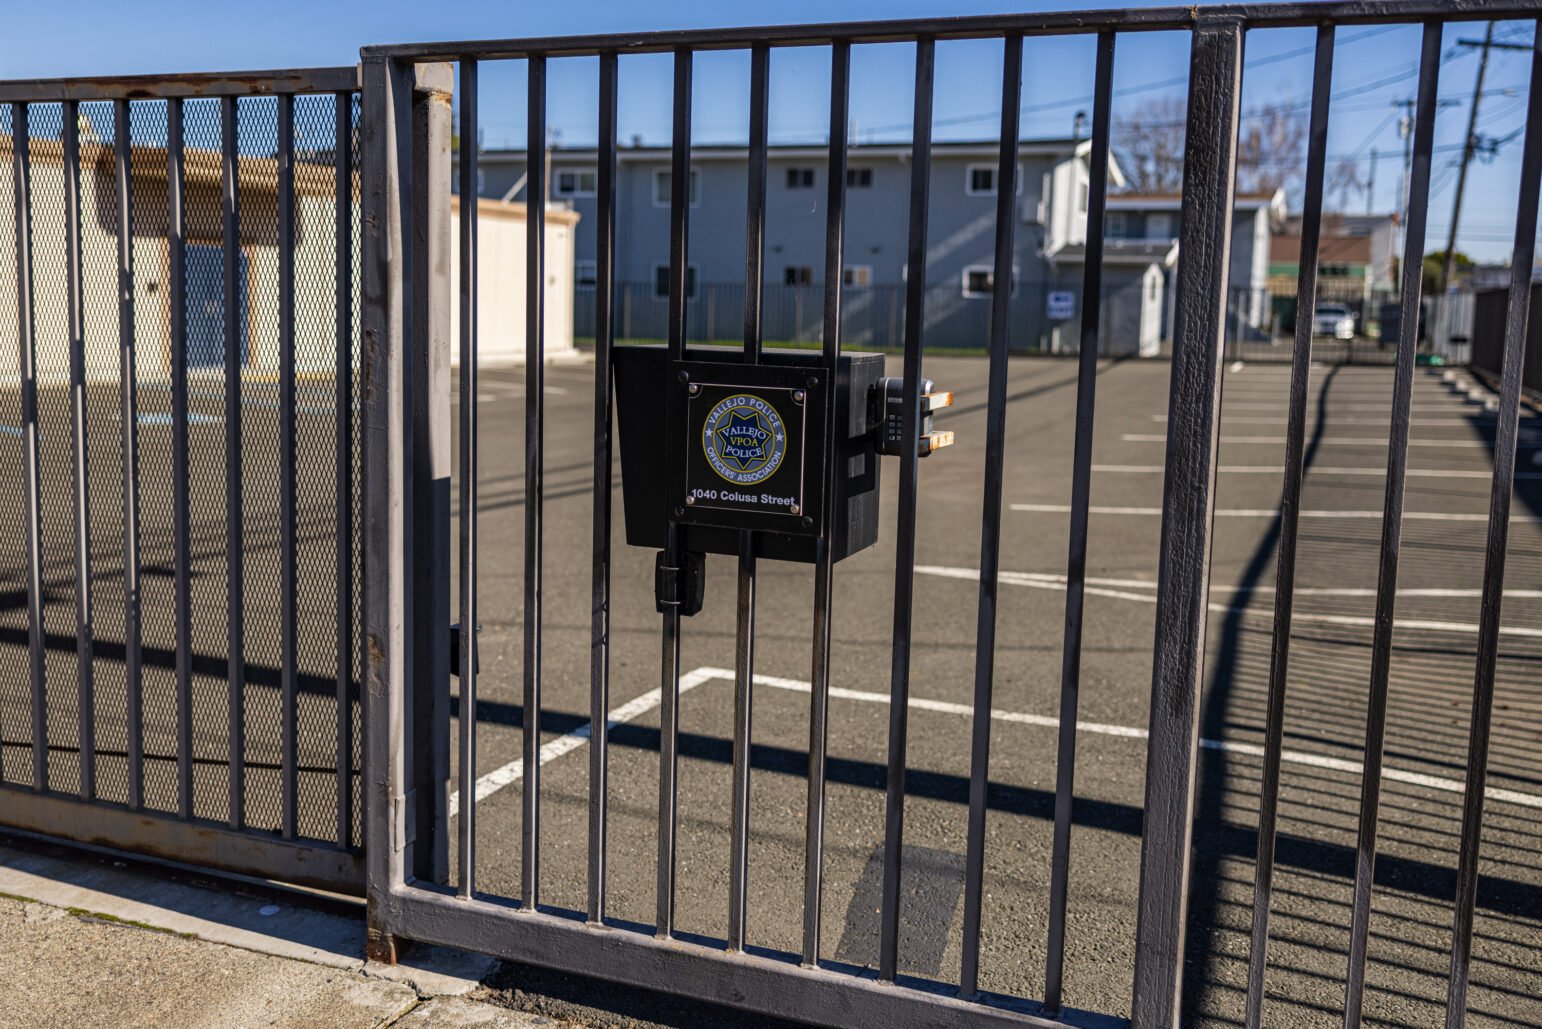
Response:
[[1122, 434, 1519, 449], [704, 666, 1542, 811], [450, 660, 1542, 814], [1154, 415, 1512, 427], [1091, 464, 1542, 479], [448, 666, 720, 817], [943, 568, 1542, 600], [913, 564, 1542, 639], [1012, 503, 1495, 522]]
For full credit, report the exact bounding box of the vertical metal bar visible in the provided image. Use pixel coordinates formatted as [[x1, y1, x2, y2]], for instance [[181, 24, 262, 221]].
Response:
[[727, 42, 769, 956], [727, 533, 756, 951], [457, 59, 479, 899], [335, 90, 356, 850], [522, 54, 546, 912], [727, 41, 771, 950], [278, 92, 299, 841], [1343, 23, 1442, 1027], [1129, 17, 1242, 1029], [656, 47, 692, 940], [12, 102, 48, 794], [115, 98, 145, 811], [802, 39, 849, 971], [1043, 29, 1114, 1013], [959, 34, 1021, 1000], [877, 35, 934, 984], [63, 98, 96, 802], [743, 45, 769, 363], [1445, 24, 1542, 1028], [587, 51, 618, 926], [222, 94, 246, 830], [1243, 25, 1334, 1029], [169, 98, 193, 819]]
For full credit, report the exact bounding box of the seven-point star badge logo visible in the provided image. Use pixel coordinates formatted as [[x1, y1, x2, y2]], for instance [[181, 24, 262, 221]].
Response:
[[702, 393, 787, 485]]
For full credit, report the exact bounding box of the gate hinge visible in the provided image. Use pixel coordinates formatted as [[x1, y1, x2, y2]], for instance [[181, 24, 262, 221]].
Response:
[[654, 550, 706, 617]]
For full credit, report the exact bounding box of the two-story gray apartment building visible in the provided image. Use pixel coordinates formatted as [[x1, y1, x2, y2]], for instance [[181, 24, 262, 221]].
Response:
[[455, 137, 1212, 355]]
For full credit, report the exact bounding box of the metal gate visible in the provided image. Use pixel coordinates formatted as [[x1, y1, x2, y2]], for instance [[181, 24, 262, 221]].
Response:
[[1, 1, 1538, 1026], [0, 68, 365, 892], [357, 3, 1542, 1028]]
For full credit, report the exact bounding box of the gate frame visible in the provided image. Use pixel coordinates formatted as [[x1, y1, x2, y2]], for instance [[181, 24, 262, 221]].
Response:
[[0, 64, 365, 895], [351, 3, 1542, 1027]]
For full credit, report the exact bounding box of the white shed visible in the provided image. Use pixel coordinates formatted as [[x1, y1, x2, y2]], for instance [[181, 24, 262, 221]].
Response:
[[449, 196, 578, 366]]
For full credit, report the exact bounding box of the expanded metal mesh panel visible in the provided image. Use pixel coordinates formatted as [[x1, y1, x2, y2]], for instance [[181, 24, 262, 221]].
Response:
[[236, 93, 284, 834], [24, 102, 83, 797], [0, 104, 27, 787], [348, 92, 361, 851], [79, 99, 130, 808], [288, 92, 355, 845], [179, 96, 236, 824], [0, 88, 361, 850], [130, 98, 185, 816]]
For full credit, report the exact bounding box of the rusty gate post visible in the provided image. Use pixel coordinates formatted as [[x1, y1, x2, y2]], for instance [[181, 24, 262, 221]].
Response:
[[361, 53, 413, 964]]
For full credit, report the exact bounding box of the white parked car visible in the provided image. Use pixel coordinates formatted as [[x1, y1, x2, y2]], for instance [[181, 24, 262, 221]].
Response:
[[1312, 303, 1356, 340]]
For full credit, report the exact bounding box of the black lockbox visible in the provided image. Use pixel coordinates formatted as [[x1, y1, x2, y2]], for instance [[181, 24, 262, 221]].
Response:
[[613, 344, 884, 564]]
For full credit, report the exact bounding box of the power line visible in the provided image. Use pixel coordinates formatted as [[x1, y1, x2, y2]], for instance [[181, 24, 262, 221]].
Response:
[[868, 24, 1404, 135]]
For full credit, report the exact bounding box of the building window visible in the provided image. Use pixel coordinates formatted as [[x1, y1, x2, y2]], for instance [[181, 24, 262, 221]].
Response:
[[576, 260, 597, 287], [1106, 211, 1128, 239], [785, 266, 814, 286], [966, 163, 1024, 196], [654, 264, 698, 299], [961, 265, 1018, 298], [653, 168, 701, 207], [554, 167, 598, 198], [966, 164, 996, 195], [786, 167, 816, 189], [1147, 213, 1175, 239], [846, 167, 872, 188], [842, 265, 872, 287]]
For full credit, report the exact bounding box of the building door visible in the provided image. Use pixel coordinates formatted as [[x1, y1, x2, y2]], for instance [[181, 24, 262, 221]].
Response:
[[185, 243, 248, 369]]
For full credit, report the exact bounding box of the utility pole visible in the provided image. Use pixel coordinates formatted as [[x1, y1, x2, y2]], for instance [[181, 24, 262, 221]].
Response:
[[1366, 149, 1377, 217], [1440, 22, 1495, 301], [1392, 95, 1458, 283], [1395, 100, 1414, 275]]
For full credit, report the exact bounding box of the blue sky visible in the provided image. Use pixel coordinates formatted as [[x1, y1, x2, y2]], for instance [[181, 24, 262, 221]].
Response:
[[3, 0, 1538, 261]]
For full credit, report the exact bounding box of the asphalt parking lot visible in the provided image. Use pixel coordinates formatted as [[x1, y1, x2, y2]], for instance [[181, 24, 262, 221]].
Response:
[[1, 348, 1538, 1027], [442, 350, 1542, 1027]]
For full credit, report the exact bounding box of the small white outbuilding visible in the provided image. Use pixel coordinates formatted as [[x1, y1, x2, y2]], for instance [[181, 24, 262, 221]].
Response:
[[449, 195, 579, 366]]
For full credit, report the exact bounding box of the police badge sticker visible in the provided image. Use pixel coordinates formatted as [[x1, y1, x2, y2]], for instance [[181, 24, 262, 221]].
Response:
[[681, 377, 810, 528], [702, 394, 786, 486]]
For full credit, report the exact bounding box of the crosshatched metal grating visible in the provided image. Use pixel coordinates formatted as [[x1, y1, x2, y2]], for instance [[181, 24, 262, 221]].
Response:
[[0, 70, 364, 886], [130, 97, 186, 817], [25, 101, 83, 799]]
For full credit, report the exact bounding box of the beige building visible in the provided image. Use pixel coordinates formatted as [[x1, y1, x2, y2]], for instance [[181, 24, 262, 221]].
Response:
[[0, 133, 575, 386]]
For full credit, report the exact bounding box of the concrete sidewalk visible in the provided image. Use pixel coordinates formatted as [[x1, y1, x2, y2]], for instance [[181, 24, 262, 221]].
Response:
[[0, 839, 558, 1029]]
